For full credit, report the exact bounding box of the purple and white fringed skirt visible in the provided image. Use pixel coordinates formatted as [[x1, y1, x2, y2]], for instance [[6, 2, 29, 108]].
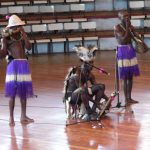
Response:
[[5, 59, 34, 99], [117, 44, 140, 79]]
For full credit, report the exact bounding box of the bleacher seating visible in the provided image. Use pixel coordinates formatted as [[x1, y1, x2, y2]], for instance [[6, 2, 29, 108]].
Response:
[[32, 24, 47, 32], [33, 0, 48, 4], [64, 22, 79, 30], [0, 1, 15, 6], [131, 19, 143, 28], [8, 6, 24, 14], [81, 0, 95, 2], [16, 0, 31, 5], [66, 0, 80, 2], [129, 1, 144, 9], [51, 0, 64, 3], [24, 25, 32, 33], [70, 4, 85, 11], [0, 7, 8, 15], [81, 21, 96, 30], [73, 18, 87, 22], [54, 5, 70, 12], [23, 6, 39, 13], [47, 23, 63, 31], [0, 0, 150, 53], [39, 6, 54, 13]]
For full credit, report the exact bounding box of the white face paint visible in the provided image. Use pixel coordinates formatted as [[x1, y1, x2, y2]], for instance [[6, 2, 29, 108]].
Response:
[[73, 45, 98, 62]]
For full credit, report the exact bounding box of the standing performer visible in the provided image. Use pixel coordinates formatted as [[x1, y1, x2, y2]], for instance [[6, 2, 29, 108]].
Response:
[[114, 11, 140, 106], [0, 15, 34, 126]]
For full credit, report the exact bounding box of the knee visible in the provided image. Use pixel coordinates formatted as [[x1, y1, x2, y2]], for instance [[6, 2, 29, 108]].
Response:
[[97, 84, 105, 91]]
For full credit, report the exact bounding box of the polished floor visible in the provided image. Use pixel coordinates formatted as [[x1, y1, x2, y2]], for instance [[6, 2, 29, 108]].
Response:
[[0, 51, 150, 150]]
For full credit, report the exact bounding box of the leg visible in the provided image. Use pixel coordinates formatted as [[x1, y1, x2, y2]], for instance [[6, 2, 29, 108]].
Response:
[[127, 78, 138, 104], [80, 89, 92, 115], [66, 100, 72, 119], [123, 79, 128, 105], [20, 99, 34, 124], [127, 77, 133, 100], [91, 84, 106, 112], [9, 97, 15, 126]]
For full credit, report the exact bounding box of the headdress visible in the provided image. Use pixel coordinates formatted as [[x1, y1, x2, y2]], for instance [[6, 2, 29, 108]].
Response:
[[73, 45, 98, 62]]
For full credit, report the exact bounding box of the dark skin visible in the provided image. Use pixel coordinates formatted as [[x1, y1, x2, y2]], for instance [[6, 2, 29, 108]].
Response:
[[66, 62, 108, 118], [80, 63, 108, 113], [114, 12, 139, 105], [0, 25, 33, 126]]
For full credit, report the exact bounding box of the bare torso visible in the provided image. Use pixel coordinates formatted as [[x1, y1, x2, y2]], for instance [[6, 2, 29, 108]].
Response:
[[1, 27, 31, 59], [6, 33, 26, 59]]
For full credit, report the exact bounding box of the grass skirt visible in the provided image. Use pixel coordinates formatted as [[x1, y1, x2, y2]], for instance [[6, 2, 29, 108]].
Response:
[[5, 59, 34, 99], [117, 44, 140, 79]]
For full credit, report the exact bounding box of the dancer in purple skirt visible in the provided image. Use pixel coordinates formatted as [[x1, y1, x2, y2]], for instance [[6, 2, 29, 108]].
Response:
[[0, 15, 34, 126], [114, 11, 141, 106]]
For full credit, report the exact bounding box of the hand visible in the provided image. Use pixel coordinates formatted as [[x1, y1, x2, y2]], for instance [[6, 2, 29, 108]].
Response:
[[19, 26, 28, 39], [19, 26, 25, 33]]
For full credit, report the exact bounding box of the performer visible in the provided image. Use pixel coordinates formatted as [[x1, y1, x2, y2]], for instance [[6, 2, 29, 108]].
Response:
[[114, 11, 140, 106], [0, 15, 34, 126], [63, 45, 109, 120]]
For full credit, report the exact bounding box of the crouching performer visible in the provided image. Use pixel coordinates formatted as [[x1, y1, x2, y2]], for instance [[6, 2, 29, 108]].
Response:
[[63, 45, 110, 121], [0, 15, 34, 126]]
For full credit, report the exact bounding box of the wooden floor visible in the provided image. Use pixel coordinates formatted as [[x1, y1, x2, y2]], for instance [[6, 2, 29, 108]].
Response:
[[0, 51, 150, 150]]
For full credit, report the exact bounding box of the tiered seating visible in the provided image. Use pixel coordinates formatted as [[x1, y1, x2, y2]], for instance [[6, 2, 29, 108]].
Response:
[[47, 23, 63, 31], [32, 24, 47, 32], [8, 6, 24, 14], [0, 3, 86, 16], [66, 0, 80, 2], [129, 0, 145, 9], [16, 0, 31, 5], [39, 6, 54, 13], [70, 4, 85, 11], [23, 6, 39, 13], [0, 0, 150, 53], [64, 22, 79, 30], [54, 5, 70, 12], [0, 1, 15, 6], [33, 0, 48, 4], [81, 21, 96, 30], [50, 0, 64, 3]]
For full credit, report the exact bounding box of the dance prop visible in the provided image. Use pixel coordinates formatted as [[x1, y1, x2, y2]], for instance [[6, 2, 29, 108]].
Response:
[[84, 62, 110, 76]]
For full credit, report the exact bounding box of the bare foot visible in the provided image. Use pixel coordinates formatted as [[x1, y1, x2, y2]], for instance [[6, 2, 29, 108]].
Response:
[[129, 99, 139, 104], [127, 99, 139, 104], [9, 119, 15, 127], [20, 116, 34, 124]]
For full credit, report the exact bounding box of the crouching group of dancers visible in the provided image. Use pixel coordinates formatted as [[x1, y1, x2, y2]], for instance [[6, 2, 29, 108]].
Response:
[[63, 45, 116, 121]]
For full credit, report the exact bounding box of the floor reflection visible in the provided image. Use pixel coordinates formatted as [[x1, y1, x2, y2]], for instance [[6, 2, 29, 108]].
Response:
[[9, 125, 32, 150], [114, 105, 141, 150], [10, 127, 19, 150]]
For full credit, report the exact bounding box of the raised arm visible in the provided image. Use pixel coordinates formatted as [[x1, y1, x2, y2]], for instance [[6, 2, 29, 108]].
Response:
[[114, 23, 130, 44], [130, 25, 143, 41], [20, 27, 31, 50]]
